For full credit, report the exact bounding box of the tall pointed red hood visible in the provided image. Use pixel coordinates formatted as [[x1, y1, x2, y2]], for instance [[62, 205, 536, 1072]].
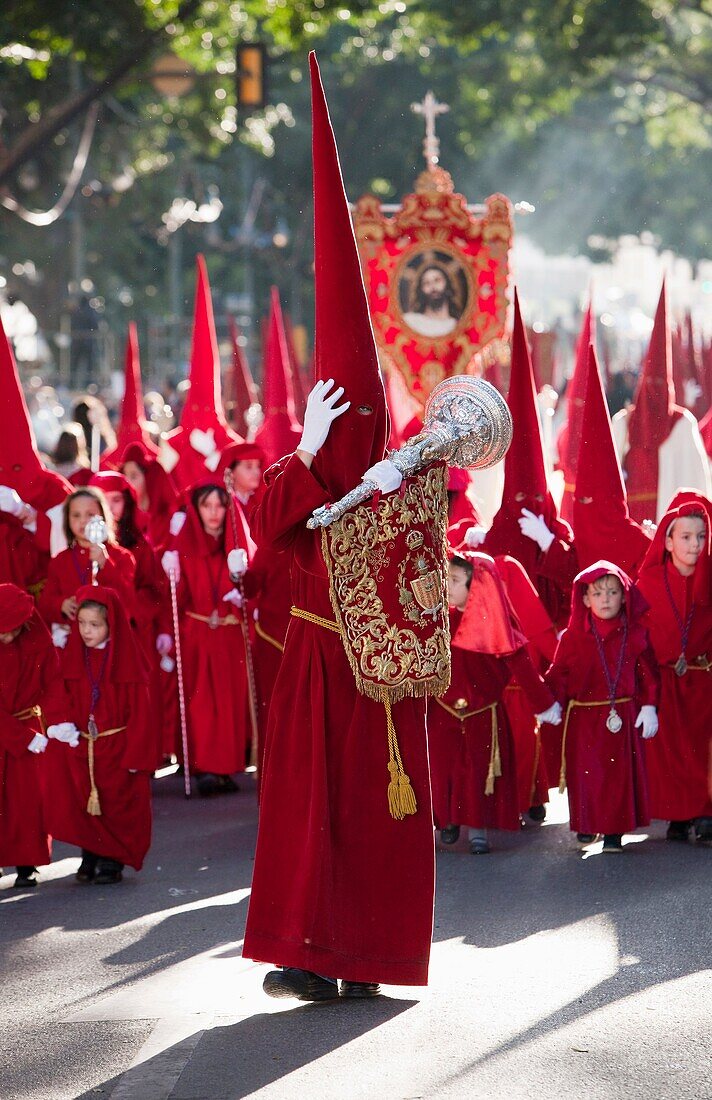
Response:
[[557, 300, 592, 522], [624, 280, 683, 521], [309, 52, 387, 499], [102, 323, 158, 467], [226, 315, 260, 437], [573, 344, 651, 575], [254, 286, 303, 465], [0, 313, 70, 510]]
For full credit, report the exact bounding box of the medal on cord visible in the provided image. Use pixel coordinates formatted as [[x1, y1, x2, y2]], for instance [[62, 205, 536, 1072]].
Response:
[[206, 553, 223, 630], [590, 613, 628, 733], [83, 643, 111, 740], [663, 566, 694, 677]]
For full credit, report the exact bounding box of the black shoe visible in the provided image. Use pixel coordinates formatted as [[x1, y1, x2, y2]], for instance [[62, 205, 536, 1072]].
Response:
[[528, 803, 546, 823], [197, 773, 221, 796], [13, 866, 38, 889], [693, 817, 712, 842], [440, 825, 460, 845], [76, 850, 99, 883], [216, 774, 240, 794], [263, 967, 339, 1002], [93, 858, 124, 885], [666, 820, 691, 842], [469, 837, 490, 855], [576, 833, 596, 845], [602, 834, 623, 853], [340, 981, 381, 998]]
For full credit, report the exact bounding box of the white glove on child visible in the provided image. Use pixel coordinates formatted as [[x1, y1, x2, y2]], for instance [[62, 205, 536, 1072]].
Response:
[[299, 379, 350, 456], [464, 525, 487, 548], [227, 548, 248, 578], [156, 633, 173, 656], [51, 622, 71, 649], [518, 508, 555, 552], [0, 485, 25, 516], [28, 733, 48, 754], [536, 701, 563, 726], [362, 459, 403, 495], [169, 511, 187, 536], [222, 588, 243, 609], [161, 550, 181, 582], [47, 722, 80, 747], [635, 705, 658, 739]]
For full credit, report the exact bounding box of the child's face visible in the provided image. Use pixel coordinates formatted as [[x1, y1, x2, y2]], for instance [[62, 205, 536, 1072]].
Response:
[[198, 490, 226, 536], [0, 627, 21, 645], [104, 490, 125, 524], [122, 461, 146, 498], [231, 459, 262, 495], [583, 575, 624, 620], [77, 607, 110, 648], [447, 563, 471, 611], [68, 497, 102, 542], [665, 516, 706, 576]]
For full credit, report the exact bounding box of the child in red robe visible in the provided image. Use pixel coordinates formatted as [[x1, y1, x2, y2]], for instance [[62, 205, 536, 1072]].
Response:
[[38, 487, 136, 647], [636, 499, 712, 842], [547, 562, 659, 852], [161, 481, 251, 794], [120, 442, 178, 554], [44, 585, 153, 884], [428, 552, 560, 854], [0, 585, 68, 888]]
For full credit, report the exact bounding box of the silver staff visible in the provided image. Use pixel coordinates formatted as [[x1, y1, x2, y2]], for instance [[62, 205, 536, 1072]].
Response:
[[307, 375, 512, 529], [84, 515, 109, 583]]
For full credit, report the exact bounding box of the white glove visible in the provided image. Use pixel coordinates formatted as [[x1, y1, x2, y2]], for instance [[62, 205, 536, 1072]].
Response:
[[169, 510, 187, 536], [227, 548, 248, 578], [683, 379, 702, 409], [189, 427, 217, 459], [156, 633, 173, 656], [28, 733, 48, 754], [161, 550, 180, 582], [51, 622, 71, 649], [222, 587, 243, 608], [635, 705, 658, 739], [518, 508, 555, 552], [536, 701, 563, 726], [464, 525, 487, 548], [0, 485, 25, 517], [47, 722, 80, 747], [204, 450, 221, 472], [299, 379, 350, 456], [362, 459, 403, 495]]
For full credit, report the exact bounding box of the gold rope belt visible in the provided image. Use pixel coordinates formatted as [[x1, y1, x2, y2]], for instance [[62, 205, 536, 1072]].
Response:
[[433, 698, 501, 795], [558, 697, 632, 793], [79, 726, 127, 816], [13, 704, 46, 734], [290, 605, 417, 821], [186, 611, 239, 627], [255, 620, 285, 653]]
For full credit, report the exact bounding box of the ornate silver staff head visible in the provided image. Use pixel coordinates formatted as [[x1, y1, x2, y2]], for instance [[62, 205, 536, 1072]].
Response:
[[414, 375, 512, 470], [84, 515, 109, 547]]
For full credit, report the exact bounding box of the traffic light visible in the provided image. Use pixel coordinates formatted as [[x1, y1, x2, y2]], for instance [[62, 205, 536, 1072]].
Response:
[[236, 43, 267, 110]]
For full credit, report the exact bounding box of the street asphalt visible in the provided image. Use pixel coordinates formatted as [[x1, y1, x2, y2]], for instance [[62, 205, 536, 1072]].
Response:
[[0, 773, 709, 1100]]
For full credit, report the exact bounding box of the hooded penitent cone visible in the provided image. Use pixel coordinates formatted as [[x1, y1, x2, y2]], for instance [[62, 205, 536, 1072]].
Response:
[[164, 254, 242, 488], [0, 313, 70, 510], [226, 315, 260, 436], [308, 51, 388, 500], [102, 323, 158, 466], [254, 286, 303, 466], [558, 300, 593, 522], [624, 280, 681, 521], [573, 344, 650, 575]]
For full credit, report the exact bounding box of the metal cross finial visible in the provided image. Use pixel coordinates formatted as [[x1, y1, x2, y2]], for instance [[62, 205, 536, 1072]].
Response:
[[411, 91, 450, 170]]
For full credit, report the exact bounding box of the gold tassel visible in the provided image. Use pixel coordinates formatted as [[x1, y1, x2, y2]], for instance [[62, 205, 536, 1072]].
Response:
[[484, 706, 499, 796], [86, 738, 102, 816], [383, 693, 417, 821]]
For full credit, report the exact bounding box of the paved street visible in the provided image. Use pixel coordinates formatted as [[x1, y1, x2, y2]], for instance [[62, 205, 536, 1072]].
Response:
[[1, 773, 710, 1100]]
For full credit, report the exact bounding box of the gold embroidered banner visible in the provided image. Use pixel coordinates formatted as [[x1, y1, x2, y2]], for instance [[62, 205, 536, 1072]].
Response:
[[321, 463, 451, 703]]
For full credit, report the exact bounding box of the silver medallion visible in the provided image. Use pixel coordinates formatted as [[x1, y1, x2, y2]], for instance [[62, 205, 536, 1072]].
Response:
[[606, 707, 623, 733], [674, 653, 688, 677], [208, 608, 220, 630]]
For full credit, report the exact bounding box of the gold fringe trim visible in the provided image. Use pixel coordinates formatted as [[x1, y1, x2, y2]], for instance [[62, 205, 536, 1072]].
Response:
[[558, 697, 632, 793], [80, 726, 127, 816], [255, 620, 285, 653]]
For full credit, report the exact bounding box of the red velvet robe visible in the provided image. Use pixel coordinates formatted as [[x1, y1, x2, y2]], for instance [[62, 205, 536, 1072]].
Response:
[[38, 543, 137, 627], [243, 455, 435, 986], [0, 513, 47, 592], [45, 646, 154, 869], [428, 611, 552, 831], [176, 536, 250, 775], [128, 535, 166, 767], [636, 561, 712, 820], [546, 613, 659, 835], [0, 614, 65, 866]]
